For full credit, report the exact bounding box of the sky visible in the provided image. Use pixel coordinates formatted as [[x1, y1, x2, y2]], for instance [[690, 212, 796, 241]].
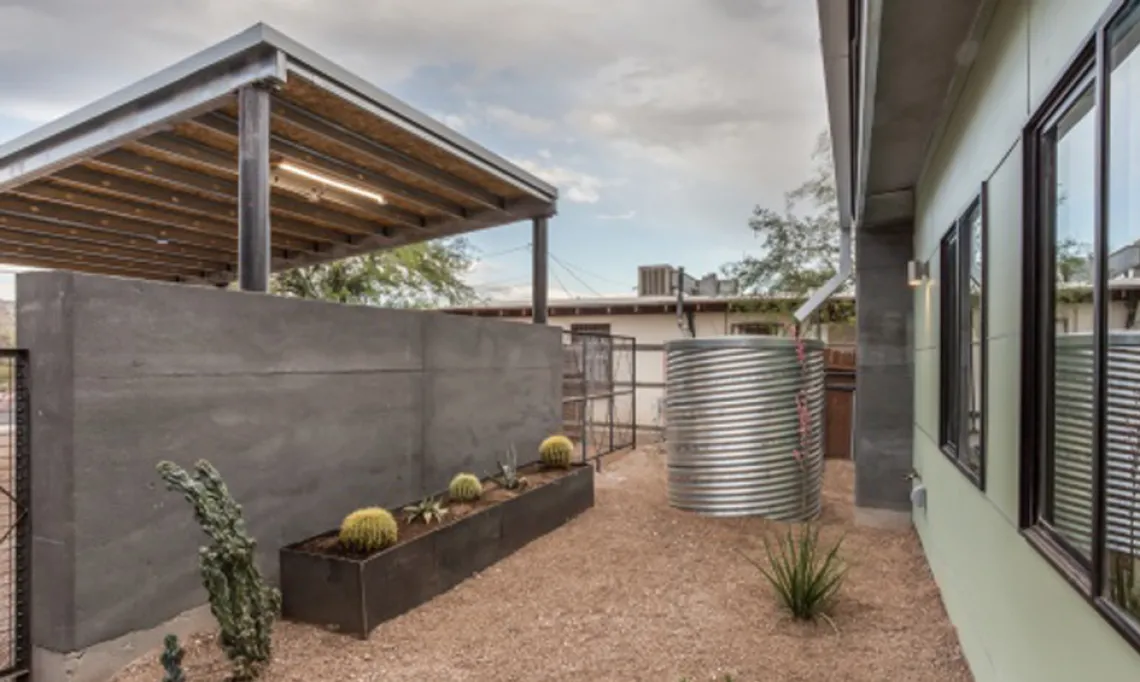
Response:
[[0, 0, 829, 302]]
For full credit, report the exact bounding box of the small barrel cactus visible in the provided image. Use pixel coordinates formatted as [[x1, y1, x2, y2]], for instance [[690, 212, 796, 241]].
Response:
[[539, 435, 574, 469], [339, 507, 398, 553], [449, 473, 483, 502]]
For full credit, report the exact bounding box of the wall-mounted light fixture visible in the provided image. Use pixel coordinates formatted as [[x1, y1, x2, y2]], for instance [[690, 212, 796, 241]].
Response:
[[277, 162, 388, 205], [907, 259, 929, 288]]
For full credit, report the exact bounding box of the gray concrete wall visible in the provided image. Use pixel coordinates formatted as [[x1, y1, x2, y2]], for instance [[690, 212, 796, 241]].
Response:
[[19, 271, 562, 655], [854, 224, 915, 513]]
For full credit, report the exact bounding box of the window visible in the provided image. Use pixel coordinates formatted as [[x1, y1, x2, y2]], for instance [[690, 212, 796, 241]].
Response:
[[569, 323, 611, 338], [1022, 0, 1140, 647], [939, 196, 985, 485], [730, 322, 779, 336]]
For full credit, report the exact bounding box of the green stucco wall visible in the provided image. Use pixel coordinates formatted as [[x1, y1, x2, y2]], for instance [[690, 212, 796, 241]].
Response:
[[912, 0, 1140, 680]]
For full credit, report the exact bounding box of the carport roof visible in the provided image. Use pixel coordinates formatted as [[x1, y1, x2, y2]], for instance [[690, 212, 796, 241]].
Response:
[[0, 23, 558, 285]]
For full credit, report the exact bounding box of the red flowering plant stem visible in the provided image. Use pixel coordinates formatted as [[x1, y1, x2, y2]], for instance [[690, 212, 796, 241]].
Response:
[[784, 321, 811, 513]]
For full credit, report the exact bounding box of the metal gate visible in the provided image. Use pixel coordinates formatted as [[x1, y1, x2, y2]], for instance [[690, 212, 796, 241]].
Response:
[[562, 330, 636, 468], [0, 351, 30, 681]]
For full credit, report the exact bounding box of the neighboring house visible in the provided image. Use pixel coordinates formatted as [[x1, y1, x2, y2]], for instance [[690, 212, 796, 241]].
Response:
[[447, 264, 856, 438], [811, 0, 1140, 680]]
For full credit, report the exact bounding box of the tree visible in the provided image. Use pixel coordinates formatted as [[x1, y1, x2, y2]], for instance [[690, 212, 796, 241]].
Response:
[[271, 237, 478, 308], [723, 131, 840, 295]]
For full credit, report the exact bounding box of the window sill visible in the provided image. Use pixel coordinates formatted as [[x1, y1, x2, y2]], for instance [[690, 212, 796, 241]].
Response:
[[938, 444, 985, 490], [1022, 525, 1140, 656], [1021, 525, 1091, 596]]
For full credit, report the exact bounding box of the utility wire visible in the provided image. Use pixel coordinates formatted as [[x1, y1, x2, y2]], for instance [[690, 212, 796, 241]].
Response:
[[549, 265, 575, 300], [550, 253, 603, 296], [473, 243, 530, 260], [547, 252, 630, 288]]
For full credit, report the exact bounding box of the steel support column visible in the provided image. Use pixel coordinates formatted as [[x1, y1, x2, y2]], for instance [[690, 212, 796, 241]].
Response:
[[532, 215, 549, 324], [237, 85, 272, 292]]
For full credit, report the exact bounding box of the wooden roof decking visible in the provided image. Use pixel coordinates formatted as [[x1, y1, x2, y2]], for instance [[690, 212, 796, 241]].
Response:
[[0, 24, 558, 285]]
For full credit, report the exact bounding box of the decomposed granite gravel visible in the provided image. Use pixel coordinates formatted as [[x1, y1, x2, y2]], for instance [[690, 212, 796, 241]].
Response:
[[112, 445, 972, 682]]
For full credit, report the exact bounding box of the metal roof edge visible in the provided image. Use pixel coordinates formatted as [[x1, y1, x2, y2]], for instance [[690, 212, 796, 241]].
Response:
[[0, 23, 276, 163], [0, 22, 559, 206]]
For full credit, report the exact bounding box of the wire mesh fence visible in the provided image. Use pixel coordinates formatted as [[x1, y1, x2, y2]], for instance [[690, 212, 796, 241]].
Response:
[[0, 351, 29, 681], [561, 330, 637, 469]]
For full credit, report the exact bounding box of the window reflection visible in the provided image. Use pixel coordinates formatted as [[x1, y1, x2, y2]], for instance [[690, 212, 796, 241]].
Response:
[[1046, 84, 1096, 560], [1104, 0, 1140, 624], [966, 205, 983, 472]]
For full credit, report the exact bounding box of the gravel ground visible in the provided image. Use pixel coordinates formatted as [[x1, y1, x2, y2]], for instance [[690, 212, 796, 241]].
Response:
[[113, 446, 972, 682]]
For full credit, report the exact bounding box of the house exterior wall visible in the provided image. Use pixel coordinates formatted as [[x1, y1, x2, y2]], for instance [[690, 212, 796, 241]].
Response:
[[19, 272, 562, 664], [912, 0, 1140, 680]]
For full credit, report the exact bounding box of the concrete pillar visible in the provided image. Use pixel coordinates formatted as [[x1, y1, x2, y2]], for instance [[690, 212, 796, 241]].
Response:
[[532, 216, 549, 324], [237, 85, 272, 292], [853, 223, 915, 525]]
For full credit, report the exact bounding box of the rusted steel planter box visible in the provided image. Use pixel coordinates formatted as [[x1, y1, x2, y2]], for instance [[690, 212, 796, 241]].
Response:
[[279, 464, 594, 637]]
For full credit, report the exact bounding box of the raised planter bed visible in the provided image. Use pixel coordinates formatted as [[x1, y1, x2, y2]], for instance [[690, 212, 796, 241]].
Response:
[[279, 463, 595, 637]]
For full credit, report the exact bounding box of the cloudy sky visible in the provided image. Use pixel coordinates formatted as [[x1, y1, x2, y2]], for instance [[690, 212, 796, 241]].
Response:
[[0, 0, 827, 301]]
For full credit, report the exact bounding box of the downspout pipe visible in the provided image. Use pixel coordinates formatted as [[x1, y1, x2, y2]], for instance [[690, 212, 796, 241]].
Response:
[[794, 225, 852, 322], [796, 0, 878, 322]]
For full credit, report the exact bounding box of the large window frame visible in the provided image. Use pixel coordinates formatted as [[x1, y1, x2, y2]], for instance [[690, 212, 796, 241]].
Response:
[[939, 190, 988, 489], [1021, 0, 1140, 651]]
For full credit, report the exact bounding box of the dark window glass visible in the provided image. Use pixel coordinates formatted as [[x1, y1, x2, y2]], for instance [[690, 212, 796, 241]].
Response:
[[1103, 0, 1140, 624], [1042, 83, 1097, 560]]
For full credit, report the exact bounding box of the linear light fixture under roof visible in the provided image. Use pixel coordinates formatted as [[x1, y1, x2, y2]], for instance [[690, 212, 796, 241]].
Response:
[[276, 162, 387, 205]]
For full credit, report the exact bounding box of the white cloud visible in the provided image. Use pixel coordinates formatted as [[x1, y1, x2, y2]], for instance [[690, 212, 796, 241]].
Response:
[[431, 112, 469, 132], [0, 0, 826, 233], [508, 157, 609, 204], [481, 105, 554, 136], [597, 210, 636, 220]]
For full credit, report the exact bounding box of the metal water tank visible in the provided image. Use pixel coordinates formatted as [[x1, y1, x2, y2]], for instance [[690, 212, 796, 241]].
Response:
[[664, 336, 826, 519], [1053, 332, 1140, 556]]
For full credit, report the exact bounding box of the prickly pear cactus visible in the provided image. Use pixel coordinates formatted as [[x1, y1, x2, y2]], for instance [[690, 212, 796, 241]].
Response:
[[539, 435, 574, 469], [160, 633, 186, 682], [339, 507, 399, 552], [156, 460, 280, 681], [448, 473, 483, 501]]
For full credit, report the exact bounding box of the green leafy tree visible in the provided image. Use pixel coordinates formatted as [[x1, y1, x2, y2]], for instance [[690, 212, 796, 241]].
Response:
[[723, 131, 840, 295], [271, 238, 477, 307]]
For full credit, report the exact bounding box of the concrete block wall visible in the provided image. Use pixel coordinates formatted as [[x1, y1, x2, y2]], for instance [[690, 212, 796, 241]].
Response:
[[19, 271, 562, 658]]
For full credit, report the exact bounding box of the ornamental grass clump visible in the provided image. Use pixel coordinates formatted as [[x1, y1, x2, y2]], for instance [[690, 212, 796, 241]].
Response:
[[740, 523, 846, 623], [156, 460, 280, 681]]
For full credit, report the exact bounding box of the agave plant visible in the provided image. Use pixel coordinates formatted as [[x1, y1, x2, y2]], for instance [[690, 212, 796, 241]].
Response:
[[495, 444, 530, 491], [403, 496, 449, 525], [740, 523, 846, 622]]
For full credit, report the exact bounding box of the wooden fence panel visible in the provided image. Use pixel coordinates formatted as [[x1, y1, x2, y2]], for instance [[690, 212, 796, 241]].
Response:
[[824, 344, 856, 460]]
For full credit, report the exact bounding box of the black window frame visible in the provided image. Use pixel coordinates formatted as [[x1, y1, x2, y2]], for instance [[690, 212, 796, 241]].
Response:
[[1020, 0, 1140, 652], [938, 190, 987, 490]]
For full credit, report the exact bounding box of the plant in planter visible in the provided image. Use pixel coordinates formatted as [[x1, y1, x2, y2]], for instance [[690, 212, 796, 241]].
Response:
[[495, 444, 530, 491], [403, 496, 449, 525], [279, 455, 596, 638], [448, 473, 483, 501], [539, 434, 574, 469], [156, 460, 280, 681], [160, 634, 185, 682], [340, 507, 398, 552]]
